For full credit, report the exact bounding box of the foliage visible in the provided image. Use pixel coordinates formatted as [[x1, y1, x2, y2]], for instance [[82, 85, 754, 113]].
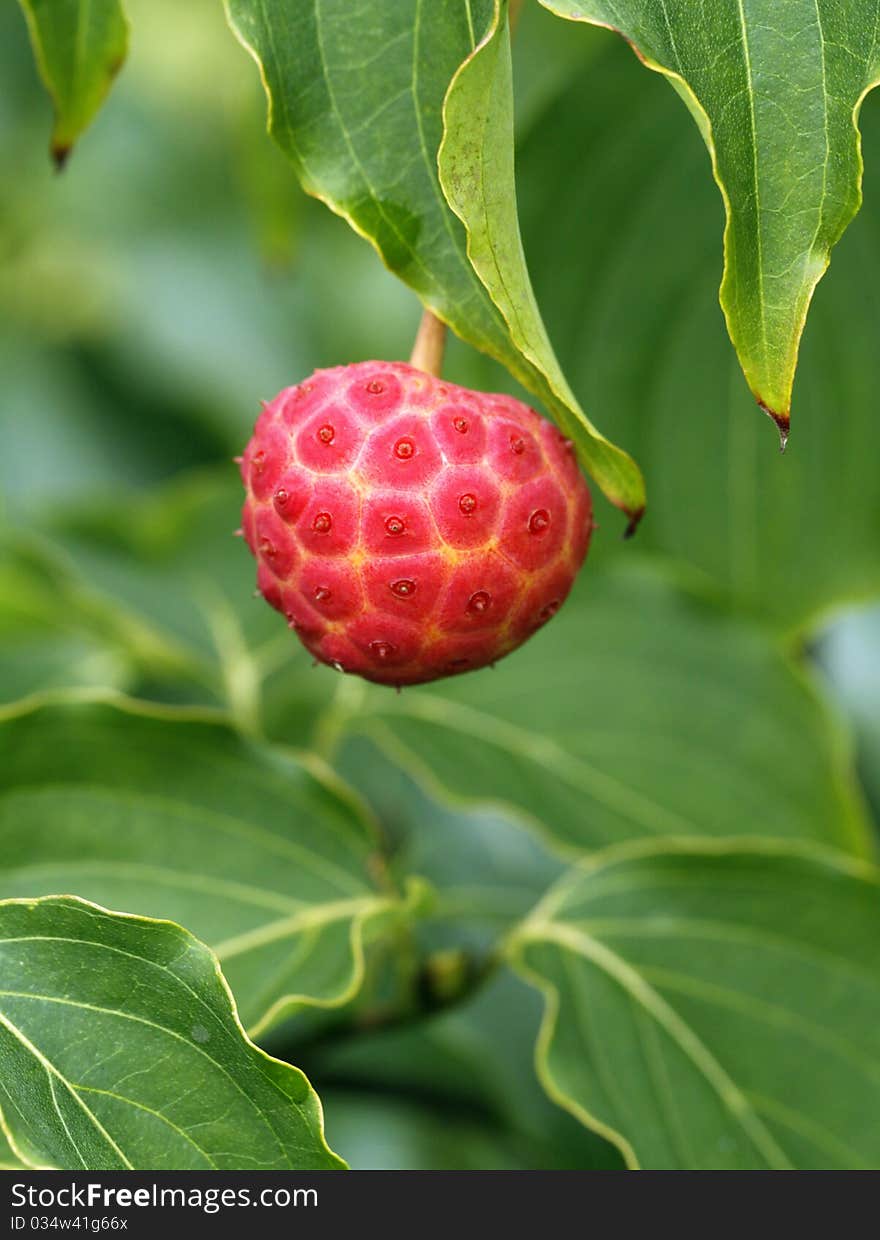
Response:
[[1, 0, 879, 1171], [0, 897, 342, 1169], [16, 0, 128, 167]]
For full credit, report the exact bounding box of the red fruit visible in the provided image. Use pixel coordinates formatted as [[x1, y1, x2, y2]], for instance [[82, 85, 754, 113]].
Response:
[[240, 362, 592, 687]]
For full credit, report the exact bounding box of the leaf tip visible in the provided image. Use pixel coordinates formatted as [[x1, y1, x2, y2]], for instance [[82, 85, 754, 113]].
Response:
[[757, 400, 790, 453], [51, 141, 72, 172], [622, 506, 645, 540]]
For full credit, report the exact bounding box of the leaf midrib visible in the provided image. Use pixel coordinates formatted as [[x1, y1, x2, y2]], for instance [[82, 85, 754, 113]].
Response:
[[636, 962, 880, 1085], [519, 918, 794, 1168], [211, 893, 391, 960]]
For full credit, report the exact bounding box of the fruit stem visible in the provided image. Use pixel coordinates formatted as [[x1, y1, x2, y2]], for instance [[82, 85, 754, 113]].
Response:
[[409, 307, 447, 377], [509, 0, 525, 35]]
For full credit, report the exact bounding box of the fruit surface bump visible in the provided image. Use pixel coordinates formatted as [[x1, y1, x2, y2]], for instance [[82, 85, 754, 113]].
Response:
[[240, 362, 592, 687]]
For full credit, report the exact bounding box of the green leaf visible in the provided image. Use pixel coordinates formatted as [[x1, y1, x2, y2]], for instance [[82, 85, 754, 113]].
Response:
[[509, 839, 880, 1170], [329, 563, 870, 859], [0, 896, 343, 1169], [222, 0, 644, 525], [516, 39, 880, 627], [0, 694, 397, 1036], [438, 0, 643, 526], [541, 1, 880, 439], [17, 0, 129, 166]]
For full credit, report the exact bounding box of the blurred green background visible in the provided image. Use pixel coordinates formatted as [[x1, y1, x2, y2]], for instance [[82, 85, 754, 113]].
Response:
[[2, 0, 879, 1169]]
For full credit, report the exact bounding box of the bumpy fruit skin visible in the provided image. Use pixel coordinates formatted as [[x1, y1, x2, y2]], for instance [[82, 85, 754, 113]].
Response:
[[240, 361, 592, 687]]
